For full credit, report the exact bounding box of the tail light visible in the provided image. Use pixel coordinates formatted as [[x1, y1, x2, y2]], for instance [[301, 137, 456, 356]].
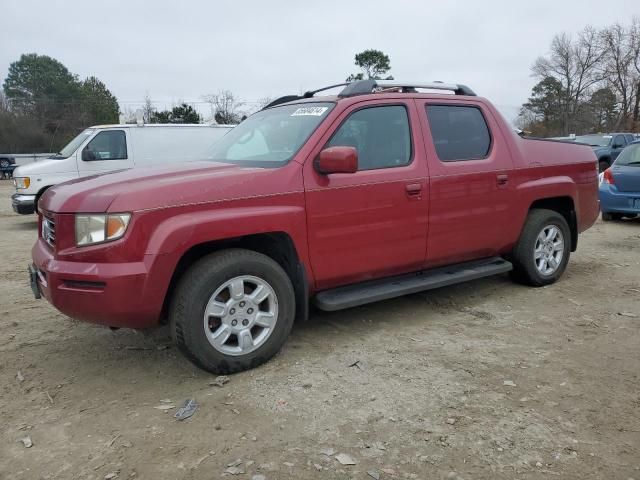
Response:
[[603, 168, 615, 185]]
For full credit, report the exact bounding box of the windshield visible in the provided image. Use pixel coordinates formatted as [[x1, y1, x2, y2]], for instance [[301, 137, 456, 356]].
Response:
[[204, 102, 334, 167], [574, 135, 611, 147], [51, 129, 95, 159], [614, 143, 640, 166]]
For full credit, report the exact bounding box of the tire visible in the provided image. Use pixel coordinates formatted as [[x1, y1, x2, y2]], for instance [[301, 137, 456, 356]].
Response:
[[510, 209, 571, 287], [0, 159, 9, 168], [598, 159, 610, 173], [602, 212, 623, 221], [169, 248, 295, 374]]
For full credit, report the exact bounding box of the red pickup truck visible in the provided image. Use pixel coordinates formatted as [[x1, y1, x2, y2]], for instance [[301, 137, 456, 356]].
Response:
[[31, 80, 600, 374]]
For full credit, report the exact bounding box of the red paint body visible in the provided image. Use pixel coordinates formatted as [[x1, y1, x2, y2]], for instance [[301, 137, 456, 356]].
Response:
[[34, 93, 600, 328]]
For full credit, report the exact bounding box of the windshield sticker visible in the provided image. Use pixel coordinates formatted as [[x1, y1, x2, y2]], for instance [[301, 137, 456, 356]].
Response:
[[291, 107, 329, 117]]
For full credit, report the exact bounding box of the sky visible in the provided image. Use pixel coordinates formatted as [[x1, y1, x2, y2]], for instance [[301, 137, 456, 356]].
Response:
[[1, 0, 638, 123]]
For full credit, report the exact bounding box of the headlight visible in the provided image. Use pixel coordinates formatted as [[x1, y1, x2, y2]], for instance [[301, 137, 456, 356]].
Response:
[[14, 177, 30, 189], [75, 213, 131, 246]]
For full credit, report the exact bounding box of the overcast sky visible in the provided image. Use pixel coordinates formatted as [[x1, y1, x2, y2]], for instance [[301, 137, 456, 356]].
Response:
[[2, 0, 638, 123]]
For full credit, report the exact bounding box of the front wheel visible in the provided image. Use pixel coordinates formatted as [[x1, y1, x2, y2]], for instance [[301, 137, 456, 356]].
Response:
[[510, 209, 571, 287], [170, 249, 295, 374]]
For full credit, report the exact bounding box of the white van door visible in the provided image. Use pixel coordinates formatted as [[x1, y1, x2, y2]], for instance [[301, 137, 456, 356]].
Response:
[[77, 129, 133, 176]]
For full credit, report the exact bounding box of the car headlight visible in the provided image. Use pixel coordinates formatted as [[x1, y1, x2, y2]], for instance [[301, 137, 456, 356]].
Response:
[[14, 177, 30, 189], [75, 213, 131, 246]]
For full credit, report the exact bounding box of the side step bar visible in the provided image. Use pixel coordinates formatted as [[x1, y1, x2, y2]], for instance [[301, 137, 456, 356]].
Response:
[[314, 257, 513, 311]]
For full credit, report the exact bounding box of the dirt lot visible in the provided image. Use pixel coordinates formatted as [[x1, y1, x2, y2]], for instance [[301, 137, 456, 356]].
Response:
[[0, 181, 639, 480]]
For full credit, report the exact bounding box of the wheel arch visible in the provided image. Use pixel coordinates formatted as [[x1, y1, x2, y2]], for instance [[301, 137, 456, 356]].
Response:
[[527, 196, 577, 251], [161, 232, 309, 324]]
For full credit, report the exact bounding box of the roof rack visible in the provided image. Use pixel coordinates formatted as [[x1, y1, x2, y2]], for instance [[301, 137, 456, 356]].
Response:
[[339, 80, 476, 97], [262, 80, 476, 109]]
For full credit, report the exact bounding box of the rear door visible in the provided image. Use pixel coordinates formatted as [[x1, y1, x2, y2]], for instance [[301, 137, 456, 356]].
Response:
[[416, 99, 514, 267], [77, 129, 133, 175], [303, 100, 428, 290]]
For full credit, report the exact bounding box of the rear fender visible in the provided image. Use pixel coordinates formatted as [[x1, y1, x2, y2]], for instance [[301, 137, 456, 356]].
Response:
[[511, 176, 578, 244]]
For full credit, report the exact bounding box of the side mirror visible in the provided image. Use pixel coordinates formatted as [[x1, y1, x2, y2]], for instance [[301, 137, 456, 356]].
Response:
[[314, 146, 358, 174], [82, 148, 96, 161]]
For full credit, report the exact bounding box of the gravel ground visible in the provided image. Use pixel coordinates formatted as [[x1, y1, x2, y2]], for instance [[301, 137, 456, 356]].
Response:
[[0, 181, 639, 480]]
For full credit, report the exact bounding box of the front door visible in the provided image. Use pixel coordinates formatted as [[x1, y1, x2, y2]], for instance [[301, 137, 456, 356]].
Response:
[[416, 100, 514, 267], [303, 100, 428, 290]]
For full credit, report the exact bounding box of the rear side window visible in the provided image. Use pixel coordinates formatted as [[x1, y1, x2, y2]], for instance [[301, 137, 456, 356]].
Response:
[[426, 105, 491, 161], [625, 134, 635, 144], [83, 130, 127, 160], [326, 105, 411, 170]]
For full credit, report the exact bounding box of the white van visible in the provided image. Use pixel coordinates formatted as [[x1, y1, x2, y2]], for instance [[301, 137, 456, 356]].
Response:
[[11, 123, 233, 214]]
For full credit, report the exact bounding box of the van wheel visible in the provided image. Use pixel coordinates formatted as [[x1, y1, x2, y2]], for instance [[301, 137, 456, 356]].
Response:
[[510, 209, 571, 287], [170, 249, 295, 374]]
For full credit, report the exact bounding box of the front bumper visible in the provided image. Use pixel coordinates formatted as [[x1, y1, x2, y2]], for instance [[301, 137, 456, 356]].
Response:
[[11, 193, 36, 214], [31, 238, 165, 329], [599, 184, 640, 215]]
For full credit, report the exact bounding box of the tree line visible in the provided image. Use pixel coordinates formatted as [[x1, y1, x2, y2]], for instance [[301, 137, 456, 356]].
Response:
[[1, 49, 393, 153], [518, 18, 640, 137]]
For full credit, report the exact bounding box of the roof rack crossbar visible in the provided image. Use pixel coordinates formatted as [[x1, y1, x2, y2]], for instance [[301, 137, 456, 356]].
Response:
[[338, 80, 476, 97]]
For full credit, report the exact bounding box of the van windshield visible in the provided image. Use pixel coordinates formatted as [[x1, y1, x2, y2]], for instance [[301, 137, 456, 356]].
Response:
[[204, 102, 334, 167], [51, 129, 95, 159]]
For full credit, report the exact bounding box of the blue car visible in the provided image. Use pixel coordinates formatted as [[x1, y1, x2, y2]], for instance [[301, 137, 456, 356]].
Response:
[[599, 140, 640, 221]]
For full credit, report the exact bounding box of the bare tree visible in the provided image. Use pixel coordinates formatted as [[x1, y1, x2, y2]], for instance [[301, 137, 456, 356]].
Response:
[[202, 90, 244, 124], [600, 22, 637, 128], [629, 16, 640, 125], [142, 92, 155, 123], [532, 27, 604, 134]]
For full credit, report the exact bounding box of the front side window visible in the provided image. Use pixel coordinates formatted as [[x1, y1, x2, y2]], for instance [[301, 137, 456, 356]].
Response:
[[614, 135, 627, 148], [326, 105, 411, 170], [205, 102, 334, 167], [426, 105, 491, 161], [83, 130, 127, 161]]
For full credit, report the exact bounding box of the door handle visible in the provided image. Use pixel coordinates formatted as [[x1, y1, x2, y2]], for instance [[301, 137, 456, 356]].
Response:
[[496, 174, 509, 186], [405, 183, 422, 197]]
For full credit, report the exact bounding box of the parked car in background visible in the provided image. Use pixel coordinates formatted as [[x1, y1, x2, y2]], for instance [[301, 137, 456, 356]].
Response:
[[30, 79, 599, 374], [0, 155, 16, 168], [574, 133, 637, 172], [600, 140, 640, 221], [11, 123, 233, 214]]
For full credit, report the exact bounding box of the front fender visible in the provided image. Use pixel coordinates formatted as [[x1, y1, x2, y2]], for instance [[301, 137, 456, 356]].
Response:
[[145, 204, 308, 257]]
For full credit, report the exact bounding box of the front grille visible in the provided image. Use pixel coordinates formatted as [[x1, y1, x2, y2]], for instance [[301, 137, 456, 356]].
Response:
[[42, 215, 56, 248]]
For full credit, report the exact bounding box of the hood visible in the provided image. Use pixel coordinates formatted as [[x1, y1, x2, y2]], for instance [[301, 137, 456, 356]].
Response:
[[40, 161, 297, 213], [13, 157, 77, 177]]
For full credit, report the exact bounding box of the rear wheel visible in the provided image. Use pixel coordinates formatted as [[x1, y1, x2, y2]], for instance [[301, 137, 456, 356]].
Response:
[[0, 158, 10, 168], [511, 209, 571, 286], [170, 249, 295, 374]]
